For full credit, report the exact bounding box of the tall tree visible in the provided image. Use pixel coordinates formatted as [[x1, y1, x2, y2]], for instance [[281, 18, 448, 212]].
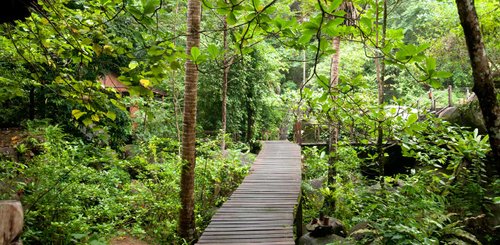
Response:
[[455, 0, 500, 166], [323, 0, 357, 212], [327, 0, 357, 185], [221, 17, 232, 151], [375, 0, 388, 176], [178, 0, 201, 241]]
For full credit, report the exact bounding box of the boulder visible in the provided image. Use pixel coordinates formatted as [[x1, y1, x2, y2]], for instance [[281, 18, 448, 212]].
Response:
[[439, 97, 487, 133], [349, 221, 377, 242], [305, 217, 347, 238], [298, 232, 345, 245], [0, 200, 23, 245]]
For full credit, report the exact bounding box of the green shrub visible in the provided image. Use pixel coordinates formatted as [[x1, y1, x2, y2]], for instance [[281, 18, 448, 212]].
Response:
[[0, 124, 251, 244]]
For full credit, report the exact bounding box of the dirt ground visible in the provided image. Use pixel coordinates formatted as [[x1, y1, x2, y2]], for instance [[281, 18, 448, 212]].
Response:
[[109, 236, 150, 245]]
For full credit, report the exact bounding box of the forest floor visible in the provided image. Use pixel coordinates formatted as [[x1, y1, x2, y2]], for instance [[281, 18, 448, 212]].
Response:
[[110, 236, 150, 245]]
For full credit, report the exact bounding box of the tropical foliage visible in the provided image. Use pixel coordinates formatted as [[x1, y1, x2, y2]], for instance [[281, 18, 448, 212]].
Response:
[[0, 0, 498, 244]]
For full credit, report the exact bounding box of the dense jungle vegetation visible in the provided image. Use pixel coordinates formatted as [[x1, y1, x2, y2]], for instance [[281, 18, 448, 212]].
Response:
[[0, 0, 499, 244]]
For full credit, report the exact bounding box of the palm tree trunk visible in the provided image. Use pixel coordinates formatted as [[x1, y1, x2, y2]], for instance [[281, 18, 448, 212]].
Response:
[[178, 0, 201, 241], [455, 0, 500, 168]]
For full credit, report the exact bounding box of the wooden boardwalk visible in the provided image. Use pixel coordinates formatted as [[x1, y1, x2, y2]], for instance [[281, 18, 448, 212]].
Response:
[[197, 141, 302, 244]]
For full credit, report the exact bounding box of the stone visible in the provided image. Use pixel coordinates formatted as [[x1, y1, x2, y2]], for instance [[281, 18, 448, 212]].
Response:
[[0, 200, 23, 245], [298, 232, 345, 245]]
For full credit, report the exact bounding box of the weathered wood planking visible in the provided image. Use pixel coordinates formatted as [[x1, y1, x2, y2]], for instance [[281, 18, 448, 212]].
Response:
[[197, 141, 302, 245]]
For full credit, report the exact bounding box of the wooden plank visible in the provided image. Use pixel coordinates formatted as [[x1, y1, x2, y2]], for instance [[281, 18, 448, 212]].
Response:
[[196, 141, 301, 245], [199, 233, 293, 239]]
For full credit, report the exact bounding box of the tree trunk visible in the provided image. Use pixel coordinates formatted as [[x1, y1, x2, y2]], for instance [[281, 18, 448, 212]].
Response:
[[171, 4, 182, 153], [375, 0, 387, 176], [29, 86, 34, 120], [455, 0, 500, 166], [171, 72, 181, 151], [327, 36, 341, 186], [221, 18, 230, 151], [246, 90, 255, 143], [178, 0, 201, 241]]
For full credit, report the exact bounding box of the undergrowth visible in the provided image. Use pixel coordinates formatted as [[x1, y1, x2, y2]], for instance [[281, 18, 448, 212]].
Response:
[[0, 124, 251, 244], [301, 116, 497, 244]]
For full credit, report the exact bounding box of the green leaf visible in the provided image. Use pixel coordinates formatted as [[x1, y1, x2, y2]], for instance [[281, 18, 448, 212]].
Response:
[[128, 86, 142, 96], [298, 34, 313, 44], [190, 47, 201, 61], [140, 79, 151, 88], [72, 109, 87, 120], [71, 233, 87, 240], [426, 57, 436, 72], [433, 71, 452, 78], [252, 0, 260, 9], [227, 12, 237, 25], [170, 60, 181, 70], [360, 17, 372, 30], [207, 44, 219, 59], [105, 111, 116, 121], [128, 61, 139, 70], [328, 0, 343, 12], [430, 79, 441, 88], [143, 0, 157, 15], [91, 114, 100, 122], [494, 196, 500, 204], [83, 118, 93, 126], [406, 113, 418, 126]]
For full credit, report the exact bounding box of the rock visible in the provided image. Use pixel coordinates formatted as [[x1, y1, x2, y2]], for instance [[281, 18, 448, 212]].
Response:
[[437, 107, 457, 119], [439, 97, 487, 133], [330, 218, 347, 237], [349, 221, 376, 242], [309, 177, 325, 190], [306, 217, 347, 238], [0, 200, 23, 245], [298, 232, 345, 245]]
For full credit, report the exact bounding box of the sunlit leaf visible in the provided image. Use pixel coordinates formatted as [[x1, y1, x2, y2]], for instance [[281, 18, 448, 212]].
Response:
[[140, 79, 150, 88], [128, 61, 139, 70], [72, 109, 87, 120]]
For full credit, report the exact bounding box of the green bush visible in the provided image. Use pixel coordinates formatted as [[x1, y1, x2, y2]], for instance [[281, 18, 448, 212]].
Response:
[[0, 124, 251, 244], [303, 115, 491, 244]]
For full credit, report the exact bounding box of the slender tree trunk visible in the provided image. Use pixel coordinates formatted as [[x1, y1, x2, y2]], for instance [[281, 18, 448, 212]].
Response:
[[327, 36, 341, 186], [171, 73, 181, 148], [221, 18, 230, 151], [323, 0, 358, 212], [375, 0, 387, 176], [455, 0, 500, 166], [322, 36, 341, 212], [246, 85, 255, 143], [172, 3, 182, 153], [178, 0, 201, 241], [294, 49, 307, 144], [29, 87, 35, 120]]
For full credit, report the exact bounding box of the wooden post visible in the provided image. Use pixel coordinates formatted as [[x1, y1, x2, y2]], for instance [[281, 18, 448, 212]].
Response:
[[448, 85, 453, 107], [417, 99, 420, 118], [428, 89, 435, 111], [294, 121, 302, 144], [0, 200, 23, 245]]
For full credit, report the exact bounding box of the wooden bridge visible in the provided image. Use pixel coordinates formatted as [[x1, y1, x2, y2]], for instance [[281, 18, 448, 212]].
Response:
[[197, 141, 302, 244]]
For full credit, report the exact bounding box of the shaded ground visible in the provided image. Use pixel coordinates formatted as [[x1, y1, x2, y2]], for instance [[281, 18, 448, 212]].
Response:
[[110, 236, 149, 245]]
